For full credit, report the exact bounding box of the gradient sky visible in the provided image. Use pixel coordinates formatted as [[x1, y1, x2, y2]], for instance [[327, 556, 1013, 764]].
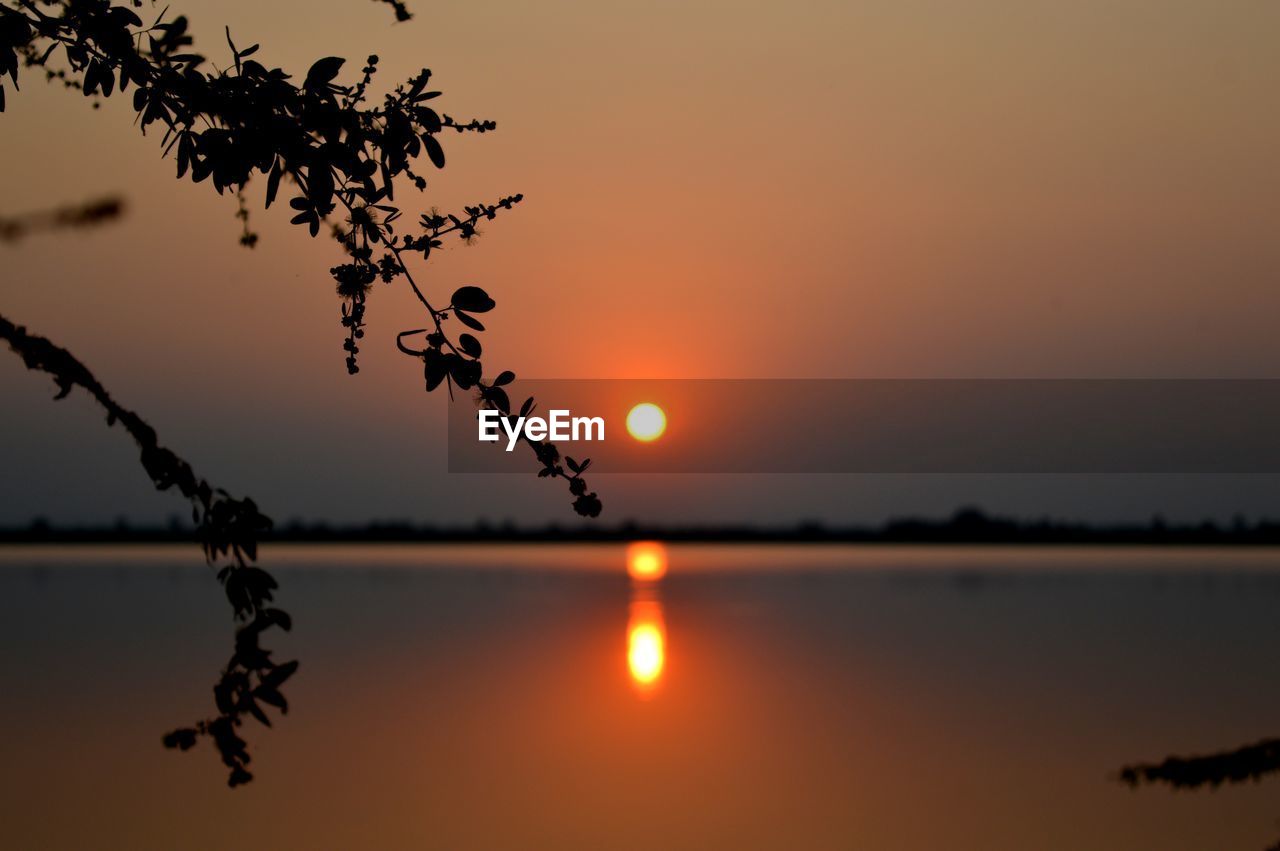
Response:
[[2, 0, 1279, 525]]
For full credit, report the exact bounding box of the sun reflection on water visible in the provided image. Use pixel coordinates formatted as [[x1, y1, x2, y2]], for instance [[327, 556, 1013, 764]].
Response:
[[626, 540, 668, 581], [626, 542, 668, 696], [627, 597, 665, 694]]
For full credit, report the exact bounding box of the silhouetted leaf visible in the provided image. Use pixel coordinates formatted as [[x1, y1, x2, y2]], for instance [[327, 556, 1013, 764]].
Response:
[[261, 660, 299, 690], [423, 348, 446, 392], [422, 133, 445, 169], [245, 698, 271, 727], [162, 728, 199, 751], [447, 353, 481, 389], [264, 159, 282, 208], [262, 607, 292, 631], [486, 386, 510, 413], [458, 333, 481, 357], [254, 685, 287, 711], [573, 492, 602, 517], [451, 286, 494, 313], [304, 56, 344, 88]]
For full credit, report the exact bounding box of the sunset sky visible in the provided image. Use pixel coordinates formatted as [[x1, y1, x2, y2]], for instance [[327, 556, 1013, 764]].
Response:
[[2, 0, 1279, 525]]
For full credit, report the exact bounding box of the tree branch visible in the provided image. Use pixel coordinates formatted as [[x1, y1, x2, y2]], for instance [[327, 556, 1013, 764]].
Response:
[[1119, 738, 1280, 790], [0, 312, 293, 787], [0, 195, 124, 241], [0, 0, 602, 517]]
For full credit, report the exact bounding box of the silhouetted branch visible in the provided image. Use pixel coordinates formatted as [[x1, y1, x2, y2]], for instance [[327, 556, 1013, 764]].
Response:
[[0, 195, 123, 241], [0, 313, 293, 787], [0, 0, 602, 517], [371, 0, 412, 23], [1120, 738, 1280, 849], [1119, 738, 1280, 790]]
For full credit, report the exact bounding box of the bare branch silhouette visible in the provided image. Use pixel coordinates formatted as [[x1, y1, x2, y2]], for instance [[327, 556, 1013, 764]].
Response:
[[0, 313, 292, 787]]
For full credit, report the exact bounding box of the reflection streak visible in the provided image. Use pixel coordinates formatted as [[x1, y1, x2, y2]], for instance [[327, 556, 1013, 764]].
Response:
[[626, 542, 668, 695]]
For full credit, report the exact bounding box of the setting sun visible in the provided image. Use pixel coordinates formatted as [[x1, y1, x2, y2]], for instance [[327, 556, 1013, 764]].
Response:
[[625, 403, 667, 442]]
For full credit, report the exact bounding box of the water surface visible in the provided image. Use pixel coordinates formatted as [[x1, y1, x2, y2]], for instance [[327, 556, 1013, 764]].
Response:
[[2, 544, 1279, 849]]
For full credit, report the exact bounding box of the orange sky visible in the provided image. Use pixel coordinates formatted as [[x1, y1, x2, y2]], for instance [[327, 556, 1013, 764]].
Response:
[[2, 0, 1279, 524]]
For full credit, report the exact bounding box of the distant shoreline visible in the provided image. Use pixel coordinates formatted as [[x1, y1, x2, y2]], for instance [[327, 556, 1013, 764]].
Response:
[[7, 509, 1280, 546]]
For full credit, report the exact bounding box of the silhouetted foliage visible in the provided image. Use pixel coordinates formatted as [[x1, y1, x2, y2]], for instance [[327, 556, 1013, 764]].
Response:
[[1119, 738, 1280, 849], [0, 313, 292, 787], [0, 194, 123, 241], [1, 0, 603, 787], [1120, 738, 1280, 790], [0, 0, 601, 516]]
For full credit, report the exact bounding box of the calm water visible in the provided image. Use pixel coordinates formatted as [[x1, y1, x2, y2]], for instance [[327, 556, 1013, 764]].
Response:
[[3, 544, 1280, 849]]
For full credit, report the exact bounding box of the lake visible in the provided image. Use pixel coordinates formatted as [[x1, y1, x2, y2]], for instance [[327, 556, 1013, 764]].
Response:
[[2, 544, 1279, 849]]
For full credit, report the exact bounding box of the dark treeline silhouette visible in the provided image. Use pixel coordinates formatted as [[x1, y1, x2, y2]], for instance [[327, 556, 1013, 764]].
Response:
[[10, 507, 1280, 545]]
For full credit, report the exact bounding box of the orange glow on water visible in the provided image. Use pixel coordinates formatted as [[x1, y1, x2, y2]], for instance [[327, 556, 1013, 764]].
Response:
[[627, 599, 666, 694], [626, 541, 668, 580]]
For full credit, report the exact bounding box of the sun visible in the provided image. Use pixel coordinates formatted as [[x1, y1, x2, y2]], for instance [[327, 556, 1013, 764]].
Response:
[[626, 403, 667, 442]]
